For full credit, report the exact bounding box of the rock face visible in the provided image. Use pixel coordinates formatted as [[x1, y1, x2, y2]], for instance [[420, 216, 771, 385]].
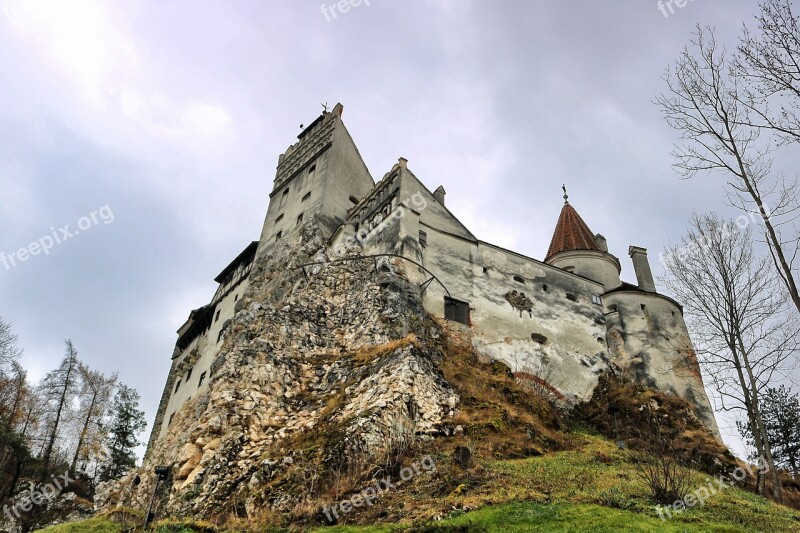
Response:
[[98, 222, 459, 518]]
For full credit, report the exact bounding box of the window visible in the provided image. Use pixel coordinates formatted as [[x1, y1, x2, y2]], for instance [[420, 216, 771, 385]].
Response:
[[198, 371, 207, 387], [608, 304, 618, 313], [641, 304, 647, 311], [513, 275, 525, 284], [217, 330, 224, 343], [542, 284, 548, 292], [215, 310, 221, 322], [297, 213, 304, 225], [531, 333, 548, 345], [174, 379, 182, 394], [282, 188, 289, 197], [275, 231, 282, 241], [308, 164, 316, 176], [483, 266, 489, 274], [566, 293, 577, 301], [419, 230, 427, 248], [275, 213, 284, 224], [234, 294, 239, 302], [349, 196, 359, 205], [591, 295, 602, 305], [302, 192, 311, 202], [444, 297, 470, 325], [168, 413, 175, 425], [186, 367, 193, 381]]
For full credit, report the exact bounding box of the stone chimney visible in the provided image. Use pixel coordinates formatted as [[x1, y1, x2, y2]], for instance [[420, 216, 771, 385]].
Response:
[[594, 234, 608, 252], [628, 246, 656, 292], [434, 185, 446, 206]]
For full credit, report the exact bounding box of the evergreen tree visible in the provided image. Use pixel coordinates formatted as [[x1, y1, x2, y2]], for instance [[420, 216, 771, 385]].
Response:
[[739, 385, 800, 479], [100, 384, 146, 482]]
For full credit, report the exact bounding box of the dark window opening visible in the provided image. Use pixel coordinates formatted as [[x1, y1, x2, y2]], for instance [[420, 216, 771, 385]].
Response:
[[542, 284, 548, 292], [302, 192, 311, 202], [597, 337, 605, 345], [566, 293, 578, 301], [217, 330, 224, 343], [297, 213, 304, 224], [444, 297, 470, 325], [275, 213, 284, 223], [641, 304, 647, 311], [168, 412, 175, 425], [275, 231, 282, 241], [483, 266, 488, 274], [349, 195, 359, 204], [531, 333, 547, 344], [514, 275, 525, 283], [308, 164, 316, 175], [198, 371, 207, 387], [174, 379, 181, 394], [419, 230, 427, 248], [282, 188, 289, 196], [234, 294, 239, 302], [186, 367, 193, 381], [215, 310, 221, 322]]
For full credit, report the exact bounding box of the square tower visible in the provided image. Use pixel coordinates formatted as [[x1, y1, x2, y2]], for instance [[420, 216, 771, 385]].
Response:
[[256, 103, 375, 256]]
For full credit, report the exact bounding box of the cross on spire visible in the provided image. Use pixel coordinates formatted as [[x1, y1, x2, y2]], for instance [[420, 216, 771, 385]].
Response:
[[562, 184, 569, 204]]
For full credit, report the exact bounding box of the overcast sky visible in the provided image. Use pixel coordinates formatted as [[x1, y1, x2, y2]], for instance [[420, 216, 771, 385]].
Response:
[[0, 1, 785, 458]]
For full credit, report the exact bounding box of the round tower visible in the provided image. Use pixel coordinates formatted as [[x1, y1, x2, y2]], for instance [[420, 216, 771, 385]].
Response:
[[544, 189, 622, 291]]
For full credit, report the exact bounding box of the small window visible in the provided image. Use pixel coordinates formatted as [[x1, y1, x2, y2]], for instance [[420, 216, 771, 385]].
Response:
[[591, 295, 602, 305], [275, 213, 284, 223], [531, 333, 547, 345], [308, 164, 316, 176], [608, 304, 618, 313], [282, 188, 289, 197], [566, 293, 578, 301], [641, 304, 647, 311], [215, 310, 221, 322], [174, 379, 181, 394], [597, 337, 605, 345], [217, 330, 224, 343], [234, 294, 239, 302], [302, 192, 311, 202], [275, 231, 282, 241], [513, 275, 525, 284], [444, 297, 470, 325], [419, 230, 427, 248], [198, 371, 207, 387], [297, 213, 304, 225], [168, 413, 175, 425], [349, 196, 359, 205], [483, 266, 489, 274], [186, 367, 193, 381], [542, 284, 548, 292]]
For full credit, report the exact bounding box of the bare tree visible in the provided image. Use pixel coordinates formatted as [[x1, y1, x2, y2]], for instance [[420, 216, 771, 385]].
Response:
[[69, 365, 117, 476], [662, 213, 797, 502], [656, 24, 800, 317], [38, 339, 80, 477], [0, 316, 22, 375]]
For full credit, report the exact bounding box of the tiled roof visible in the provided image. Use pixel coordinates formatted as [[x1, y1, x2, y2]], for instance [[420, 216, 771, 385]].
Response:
[[545, 202, 599, 261]]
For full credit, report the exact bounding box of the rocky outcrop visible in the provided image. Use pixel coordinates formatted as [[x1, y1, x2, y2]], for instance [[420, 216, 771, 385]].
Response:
[[97, 222, 459, 518]]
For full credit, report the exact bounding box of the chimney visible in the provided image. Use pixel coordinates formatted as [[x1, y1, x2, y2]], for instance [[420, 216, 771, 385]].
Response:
[[434, 185, 446, 206], [594, 234, 608, 252], [628, 246, 656, 292]]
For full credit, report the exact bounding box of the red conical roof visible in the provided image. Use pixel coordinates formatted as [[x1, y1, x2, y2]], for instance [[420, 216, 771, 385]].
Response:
[[545, 202, 599, 261]]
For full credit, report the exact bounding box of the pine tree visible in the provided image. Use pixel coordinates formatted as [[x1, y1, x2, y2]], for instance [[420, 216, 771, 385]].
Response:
[[100, 384, 146, 482], [739, 385, 800, 479]]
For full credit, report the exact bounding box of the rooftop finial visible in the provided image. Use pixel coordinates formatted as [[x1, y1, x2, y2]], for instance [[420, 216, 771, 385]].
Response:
[[562, 184, 569, 204]]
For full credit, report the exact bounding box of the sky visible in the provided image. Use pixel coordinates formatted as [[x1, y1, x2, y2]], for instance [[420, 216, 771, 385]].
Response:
[[0, 0, 789, 459]]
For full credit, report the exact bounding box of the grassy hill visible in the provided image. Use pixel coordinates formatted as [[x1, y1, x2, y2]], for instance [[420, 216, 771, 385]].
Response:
[[39, 432, 800, 532]]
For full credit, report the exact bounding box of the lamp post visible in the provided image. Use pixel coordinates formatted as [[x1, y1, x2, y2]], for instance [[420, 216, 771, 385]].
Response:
[[143, 466, 171, 529]]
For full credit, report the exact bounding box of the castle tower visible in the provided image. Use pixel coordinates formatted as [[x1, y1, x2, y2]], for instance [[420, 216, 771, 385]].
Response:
[[256, 103, 375, 256], [544, 190, 622, 291]]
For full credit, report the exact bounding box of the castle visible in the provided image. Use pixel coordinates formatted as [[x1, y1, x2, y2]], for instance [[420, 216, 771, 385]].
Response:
[[146, 103, 720, 455]]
